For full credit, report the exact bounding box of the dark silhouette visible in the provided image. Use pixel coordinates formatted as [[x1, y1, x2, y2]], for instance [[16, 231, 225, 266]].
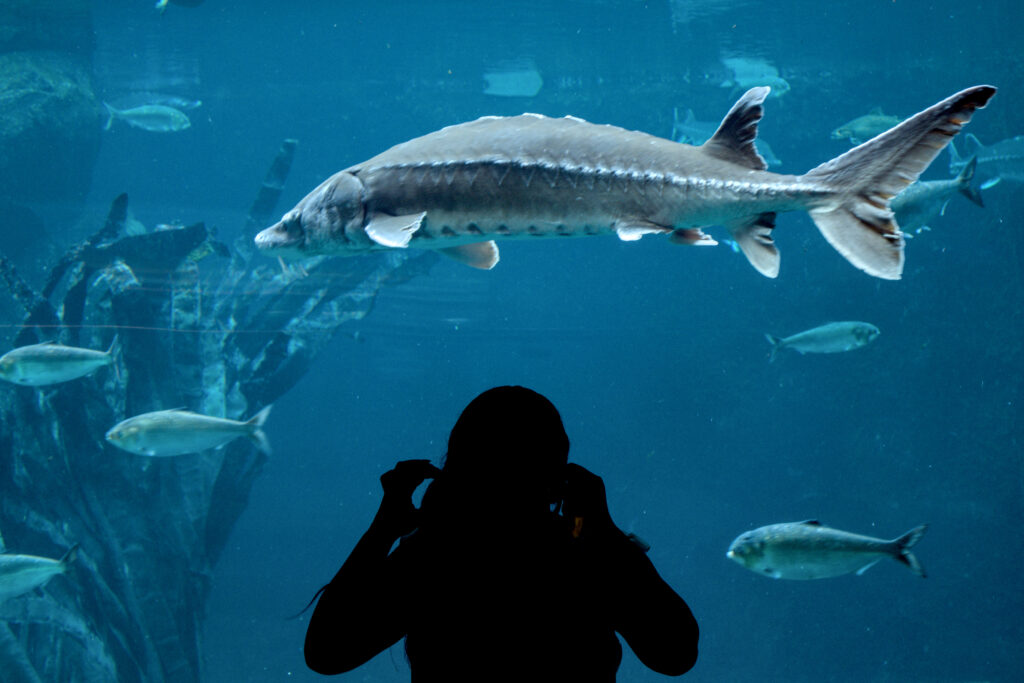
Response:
[[304, 386, 699, 681]]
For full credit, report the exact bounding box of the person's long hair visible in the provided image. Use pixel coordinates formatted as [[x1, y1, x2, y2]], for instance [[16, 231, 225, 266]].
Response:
[[415, 385, 570, 540]]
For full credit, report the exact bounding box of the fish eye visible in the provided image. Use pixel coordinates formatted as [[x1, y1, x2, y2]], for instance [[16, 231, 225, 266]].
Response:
[[281, 215, 304, 239]]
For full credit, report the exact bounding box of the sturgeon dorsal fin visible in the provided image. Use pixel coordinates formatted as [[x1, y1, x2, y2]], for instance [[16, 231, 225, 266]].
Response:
[[702, 87, 769, 171], [964, 133, 984, 153], [798, 519, 822, 526]]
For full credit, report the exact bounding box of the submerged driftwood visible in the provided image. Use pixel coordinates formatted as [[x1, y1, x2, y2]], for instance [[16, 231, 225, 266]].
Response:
[[0, 140, 434, 681]]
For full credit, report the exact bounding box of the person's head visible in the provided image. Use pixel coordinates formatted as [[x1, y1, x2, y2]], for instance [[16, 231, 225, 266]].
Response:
[[423, 386, 570, 522]]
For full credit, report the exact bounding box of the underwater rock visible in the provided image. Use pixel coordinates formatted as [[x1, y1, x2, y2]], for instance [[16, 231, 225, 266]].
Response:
[[0, 143, 436, 681], [0, 51, 102, 203]]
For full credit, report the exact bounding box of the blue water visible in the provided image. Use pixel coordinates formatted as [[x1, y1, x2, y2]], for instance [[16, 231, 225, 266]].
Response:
[[40, 1, 1024, 680]]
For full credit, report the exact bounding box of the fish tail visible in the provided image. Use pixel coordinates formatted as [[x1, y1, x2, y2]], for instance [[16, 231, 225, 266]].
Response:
[[246, 404, 273, 456], [891, 524, 928, 578], [106, 334, 123, 382], [59, 543, 80, 569], [764, 333, 783, 362], [103, 102, 115, 131], [947, 138, 964, 171], [801, 86, 996, 280], [956, 156, 984, 207]]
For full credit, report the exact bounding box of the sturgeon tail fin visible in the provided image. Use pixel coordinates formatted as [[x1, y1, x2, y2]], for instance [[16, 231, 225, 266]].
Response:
[[891, 524, 928, 578], [802, 85, 996, 280], [246, 404, 273, 456]]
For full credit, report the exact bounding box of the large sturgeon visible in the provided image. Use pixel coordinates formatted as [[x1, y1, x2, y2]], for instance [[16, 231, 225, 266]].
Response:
[[255, 85, 996, 279]]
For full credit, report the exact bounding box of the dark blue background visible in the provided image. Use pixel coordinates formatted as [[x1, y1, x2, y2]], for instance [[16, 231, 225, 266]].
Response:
[[73, 1, 1024, 681]]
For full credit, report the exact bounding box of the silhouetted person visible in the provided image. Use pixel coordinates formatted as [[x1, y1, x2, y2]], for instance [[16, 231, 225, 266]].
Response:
[[304, 386, 698, 681]]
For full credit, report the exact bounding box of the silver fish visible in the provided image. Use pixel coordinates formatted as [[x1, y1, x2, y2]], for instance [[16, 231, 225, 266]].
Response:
[[719, 56, 790, 98], [0, 337, 119, 386], [105, 405, 272, 457], [103, 103, 191, 132], [949, 133, 1024, 187], [108, 92, 203, 111], [255, 86, 995, 281], [671, 107, 781, 166], [892, 157, 983, 236], [0, 545, 78, 602], [727, 520, 927, 580], [483, 60, 543, 97], [831, 108, 902, 146], [765, 321, 879, 361]]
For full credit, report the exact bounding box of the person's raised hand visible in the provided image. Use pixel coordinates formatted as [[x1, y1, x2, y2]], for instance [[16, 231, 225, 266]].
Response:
[[561, 463, 617, 539], [376, 459, 440, 538]]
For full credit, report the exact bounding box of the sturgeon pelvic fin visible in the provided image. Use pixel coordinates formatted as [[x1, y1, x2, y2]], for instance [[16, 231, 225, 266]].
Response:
[[614, 218, 673, 241], [803, 85, 996, 280]]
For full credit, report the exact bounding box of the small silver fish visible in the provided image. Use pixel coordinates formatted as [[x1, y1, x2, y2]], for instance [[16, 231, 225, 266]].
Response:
[[0, 545, 78, 602], [720, 56, 790, 98], [765, 321, 879, 361], [727, 520, 927, 580], [105, 405, 272, 456], [831, 108, 903, 146], [103, 103, 191, 133], [0, 337, 120, 386]]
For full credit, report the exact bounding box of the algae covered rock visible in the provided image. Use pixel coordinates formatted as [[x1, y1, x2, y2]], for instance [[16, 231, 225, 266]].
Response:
[[0, 51, 101, 203]]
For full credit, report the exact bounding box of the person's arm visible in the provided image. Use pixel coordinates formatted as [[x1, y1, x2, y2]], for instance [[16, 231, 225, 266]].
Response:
[[304, 459, 439, 675], [563, 463, 699, 676]]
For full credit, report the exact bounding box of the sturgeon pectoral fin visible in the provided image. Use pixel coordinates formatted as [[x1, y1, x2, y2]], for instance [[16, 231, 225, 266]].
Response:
[[614, 218, 672, 242], [365, 212, 427, 248], [438, 241, 500, 270], [728, 213, 779, 278]]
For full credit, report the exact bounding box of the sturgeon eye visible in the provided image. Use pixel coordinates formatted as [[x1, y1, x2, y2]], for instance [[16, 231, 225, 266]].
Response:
[[282, 216, 303, 239]]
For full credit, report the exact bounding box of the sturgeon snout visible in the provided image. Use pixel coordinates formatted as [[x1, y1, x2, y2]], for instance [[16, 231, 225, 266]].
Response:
[[255, 216, 304, 254]]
